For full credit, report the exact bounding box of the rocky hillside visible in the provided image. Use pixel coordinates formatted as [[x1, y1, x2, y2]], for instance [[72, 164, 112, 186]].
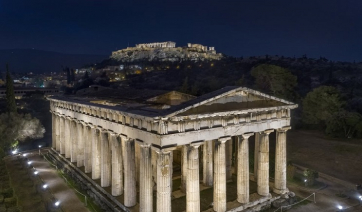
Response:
[[111, 47, 223, 62]]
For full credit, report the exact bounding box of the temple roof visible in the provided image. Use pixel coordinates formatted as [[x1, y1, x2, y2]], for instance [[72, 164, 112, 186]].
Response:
[[49, 86, 298, 119]]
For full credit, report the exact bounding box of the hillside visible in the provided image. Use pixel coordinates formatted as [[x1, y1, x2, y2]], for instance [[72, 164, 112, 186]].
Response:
[[0, 49, 107, 73]]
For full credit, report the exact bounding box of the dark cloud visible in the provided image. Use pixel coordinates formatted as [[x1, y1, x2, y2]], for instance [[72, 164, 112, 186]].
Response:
[[1, 0, 362, 61]]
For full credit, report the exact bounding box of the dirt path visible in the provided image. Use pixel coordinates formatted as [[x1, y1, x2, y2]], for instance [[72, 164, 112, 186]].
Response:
[[287, 130, 362, 184]]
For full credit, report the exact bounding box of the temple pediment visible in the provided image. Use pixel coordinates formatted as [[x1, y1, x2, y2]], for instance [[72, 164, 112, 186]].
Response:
[[164, 86, 297, 118]]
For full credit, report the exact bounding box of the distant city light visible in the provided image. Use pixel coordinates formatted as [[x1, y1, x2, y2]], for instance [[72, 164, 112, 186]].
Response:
[[43, 184, 48, 189], [337, 205, 343, 210], [27, 161, 32, 165], [34, 171, 39, 175], [12, 149, 18, 155], [54, 201, 60, 207], [23, 153, 27, 157]]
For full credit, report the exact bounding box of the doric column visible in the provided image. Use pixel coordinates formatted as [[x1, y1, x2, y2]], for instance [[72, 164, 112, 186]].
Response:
[[122, 137, 136, 207], [91, 126, 101, 180], [226, 139, 233, 181], [254, 132, 260, 178], [59, 116, 65, 154], [156, 150, 173, 212], [181, 145, 188, 193], [51, 113, 56, 149], [213, 136, 230, 212], [84, 125, 92, 173], [76, 122, 84, 167], [101, 130, 111, 187], [203, 140, 213, 187], [237, 133, 253, 204], [64, 117, 71, 158], [70, 120, 77, 163], [187, 144, 201, 212], [111, 133, 123, 196], [257, 129, 274, 196], [55, 115, 60, 151], [273, 126, 291, 194], [139, 143, 153, 212]]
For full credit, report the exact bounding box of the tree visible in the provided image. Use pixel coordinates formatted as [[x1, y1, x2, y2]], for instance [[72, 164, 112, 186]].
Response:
[[325, 111, 362, 138], [251, 64, 297, 101], [302, 86, 343, 126], [0, 113, 45, 153], [180, 77, 189, 93], [5, 64, 16, 113]]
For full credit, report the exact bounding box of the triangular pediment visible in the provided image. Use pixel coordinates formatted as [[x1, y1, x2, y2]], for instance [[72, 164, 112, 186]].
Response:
[[164, 87, 297, 118]]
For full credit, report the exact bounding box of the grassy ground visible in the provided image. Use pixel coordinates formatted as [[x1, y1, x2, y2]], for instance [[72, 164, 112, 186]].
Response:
[[3, 156, 45, 212]]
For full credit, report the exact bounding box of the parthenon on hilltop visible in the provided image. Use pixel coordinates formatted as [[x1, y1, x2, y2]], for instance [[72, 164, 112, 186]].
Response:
[[48, 86, 298, 212], [111, 41, 223, 62]]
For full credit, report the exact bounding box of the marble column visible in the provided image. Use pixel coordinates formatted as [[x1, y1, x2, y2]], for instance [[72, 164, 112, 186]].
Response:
[[273, 126, 291, 194], [226, 139, 233, 181], [64, 118, 71, 158], [213, 137, 230, 212], [55, 115, 60, 152], [257, 129, 274, 196], [156, 150, 173, 212], [51, 113, 56, 149], [122, 137, 136, 207], [237, 133, 253, 204], [254, 132, 260, 178], [203, 140, 213, 187], [139, 143, 153, 212], [91, 127, 101, 180], [181, 145, 188, 193], [187, 144, 201, 212], [84, 125, 92, 173], [101, 131, 111, 187], [111, 133, 123, 196], [70, 120, 78, 163], [59, 116, 65, 154], [77, 122, 84, 167]]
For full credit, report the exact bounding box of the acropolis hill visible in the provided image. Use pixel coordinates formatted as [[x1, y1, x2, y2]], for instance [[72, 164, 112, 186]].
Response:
[[111, 41, 223, 62]]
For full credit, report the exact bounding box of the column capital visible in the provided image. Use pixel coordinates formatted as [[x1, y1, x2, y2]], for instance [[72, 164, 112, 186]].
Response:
[[277, 126, 291, 133], [218, 136, 231, 143], [190, 140, 204, 148], [240, 132, 254, 139], [152, 144, 176, 154], [261, 129, 274, 135], [108, 131, 118, 136]]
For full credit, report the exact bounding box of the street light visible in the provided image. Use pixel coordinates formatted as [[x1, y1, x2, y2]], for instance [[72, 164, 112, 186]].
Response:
[[34, 170, 39, 175], [304, 179, 308, 186], [54, 201, 60, 207], [23, 153, 27, 157], [38, 145, 42, 155], [43, 184, 48, 189], [12, 149, 18, 155], [337, 205, 343, 211], [27, 161, 32, 165]]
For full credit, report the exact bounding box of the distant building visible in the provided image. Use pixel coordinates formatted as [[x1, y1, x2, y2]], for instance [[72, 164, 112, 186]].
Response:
[[0, 87, 60, 99]]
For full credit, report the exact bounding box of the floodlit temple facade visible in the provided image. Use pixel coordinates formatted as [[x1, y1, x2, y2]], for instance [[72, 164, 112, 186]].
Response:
[[49, 87, 297, 212]]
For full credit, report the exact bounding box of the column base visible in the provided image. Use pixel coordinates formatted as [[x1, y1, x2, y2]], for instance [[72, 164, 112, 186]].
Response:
[[273, 187, 289, 195]]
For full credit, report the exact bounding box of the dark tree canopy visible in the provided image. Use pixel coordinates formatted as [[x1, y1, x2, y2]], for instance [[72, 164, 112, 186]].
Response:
[[5, 64, 16, 113], [302, 86, 343, 126], [251, 64, 298, 101]]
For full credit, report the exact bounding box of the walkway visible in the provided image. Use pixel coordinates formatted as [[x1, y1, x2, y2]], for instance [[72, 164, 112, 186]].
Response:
[[26, 149, 90, 212], [286, 178, 361, 212]]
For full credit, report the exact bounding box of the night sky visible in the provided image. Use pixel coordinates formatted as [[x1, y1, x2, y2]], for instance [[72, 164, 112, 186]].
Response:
[[1, 0, 362, 61]]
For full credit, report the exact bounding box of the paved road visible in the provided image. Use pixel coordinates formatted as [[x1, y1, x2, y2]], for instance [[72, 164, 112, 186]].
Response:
[[26, 150, 90, 212]]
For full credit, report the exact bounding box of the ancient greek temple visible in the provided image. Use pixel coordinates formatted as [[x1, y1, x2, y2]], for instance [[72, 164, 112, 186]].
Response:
[[48, 86, 297, 212]]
